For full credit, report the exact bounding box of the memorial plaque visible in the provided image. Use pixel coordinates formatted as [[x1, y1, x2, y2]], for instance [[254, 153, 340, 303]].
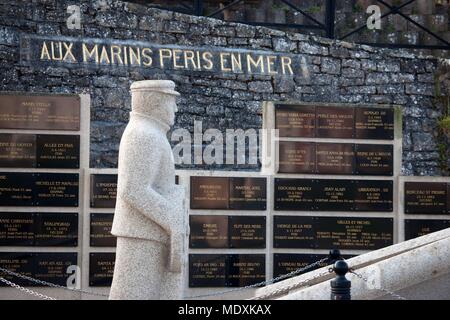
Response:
[[316, 143, 355, 175], [189, 254, 227, 287], [405, 219, 450, 240], [273, 216, 315, 248], [229, 177, 267, 210], [89, 252, 115, 287], [0, 94, 80, 131], [0, 173, 34, 206], [0, 134, 36, 168], [34, 213, 78, 246], [36, 135, 80, 169], [355, 144, 393, 176], [273, 254, 329, 280], [278, 142, 316, 174], [274, 178, 316, 211], [448, 183, 450, 214], [190, 176, 229, 210], [354, 180, 393, 212], [229, 216, 266, 249], [316, 106, 354, 138], [355, 107, 394, 140], [405, 182, 447, 214], [90, 174, 117, 208], [227, 254, 265, 287], [34, 253, 77, 286], [0, 252, 33, 286], [275, 105, 316, 137], [315, 217, 393, 250], [315, 179, 355, 211], [90, 213, 116, 247], [189, 215, 228, 248], [0, 213, 34, 246], [34, 173, 79, 207]]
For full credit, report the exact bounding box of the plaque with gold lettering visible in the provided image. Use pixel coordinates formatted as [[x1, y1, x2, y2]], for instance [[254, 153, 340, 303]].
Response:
[[0, 134, 36, 168], [0, 212, 34, 246], [273, 216, 315, 248], [315, 179, 355, 211], [190, 176, 229, 210], [278, 141, 316, 174], [227, 254, 265, 287], [405, 182, 447, 214], [34, 173, 79, 207], [89, 252, 115, 287], [405, 219, 450, 240], [189, 215, 228, 248], [315, 217, 393, 250], [0, 173, 34, 206], [274, 178, 316, 211], [90, 174, 117, 208], [34, 252, 77, 286], [36, 135, 80, 169], [355, 144, 393, 176], [354, 180, 393, 211], [34, 213, 78, 246], [189, 254, 227, 287], [0, 252, 33, 286], [90, 213, 116, 247], [355, 107, 394, 140], [0, 94, 80, 131], [273, 254, 330, 280], [229, 177, 267, 210], [275, 105, 316, 137], [316, 143, 355, 175], [316, 106, 354, 139], [229, 216, 266, 248]]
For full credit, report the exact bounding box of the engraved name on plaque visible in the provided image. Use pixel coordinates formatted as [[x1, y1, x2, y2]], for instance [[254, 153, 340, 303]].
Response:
[[275, 105, 316, 137], [0, 173, 34, 206], [227, 254, 265, 287], [405, 182, 447, 214], [0, 134, 36, 168], [229, 177, 267, 210], [354, 180, 393, 212], [405, 219, 450, 240], [274, 178, 315, 211], [90, 213, 116, 247], [36, 135, 80, 169], [34, 253, 77, 286], [0, 252, 34, 286], [34, 173, 79, 207], [278, 141, 316, 174], [316, 106, 354, 139], [229, 216, 266, 249], [90, 174, 118, 208], [315, 179, 355, 211], [316, 143, 354, 175], [89, 252, 115, 287], [189, 215, 228, 248], [189, 254, 227, 287], [34, 213, 78, 247], [355, 107, 394, 140], [190, 176, 229, 210], [355, 144, 393, 176], [0, 213, 34, 246], [273, 216, 315, 248]]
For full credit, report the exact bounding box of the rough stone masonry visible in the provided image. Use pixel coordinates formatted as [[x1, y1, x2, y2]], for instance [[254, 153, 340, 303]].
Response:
[[0, 0, 448, 175]]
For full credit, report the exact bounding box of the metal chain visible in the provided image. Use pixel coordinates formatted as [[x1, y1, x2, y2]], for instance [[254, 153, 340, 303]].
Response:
[[186, 257, 330, 300], [350, 270, 407, 300], [0, 277, 56, 300], [0, 266, 109, 298]]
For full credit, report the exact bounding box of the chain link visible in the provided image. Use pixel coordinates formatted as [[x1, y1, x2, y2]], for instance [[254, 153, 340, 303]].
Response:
[[0, 277, 56, 300], [350, 270, 407, 300], [0, 266, 109, 298]]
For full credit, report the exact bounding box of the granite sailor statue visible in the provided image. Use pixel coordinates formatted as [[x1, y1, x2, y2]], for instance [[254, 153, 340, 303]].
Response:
[[109, 80, 186, 300]]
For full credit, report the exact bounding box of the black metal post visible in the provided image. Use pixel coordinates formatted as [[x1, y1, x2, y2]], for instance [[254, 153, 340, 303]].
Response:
[[330, 260, 351, 300], [325, 0, 336, 39]]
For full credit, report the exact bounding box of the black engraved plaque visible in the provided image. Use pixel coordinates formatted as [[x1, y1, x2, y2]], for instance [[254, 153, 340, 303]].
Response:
[[190, 176, 229, 209], [355, 144, 393, 176], [90, 174, 117, 208], [90, 213, 116, 247], [229, 177, 267, 210], [273, 254, 331, 280], [315, 217, 393, 250], [274, 178, 316, 211], [316, 106, 354, 139], [36, 135, 80, 169], [405, 219, 450, 240], [189, 254, 227, 287], [89, 252, 115, 287], [0, 252, 34, 286], [189, 215, 228, 248], [0, 213, 34, 246], [0, 134, 36, 168], [0, 173, 34, 206], [229, 216, 266, 249], [0, 94, 80, 131], [34, 173, 79, 207], [227, 254, 265, 287], [315, 179, 355, 211], [405, 182, 447, 214], [278, 141, 316, 174], [355, 107, 394, 140], [34, 213, 78, 247], [316, 143, 355, 175], [273, 216, 315, 248], [275, 105, 316, 138], [34, 252, 77, 286], [354, 180, 393, 211]]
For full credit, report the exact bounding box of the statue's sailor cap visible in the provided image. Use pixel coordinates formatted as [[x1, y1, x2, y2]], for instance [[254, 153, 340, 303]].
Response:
[[130, 80, 180, 96]]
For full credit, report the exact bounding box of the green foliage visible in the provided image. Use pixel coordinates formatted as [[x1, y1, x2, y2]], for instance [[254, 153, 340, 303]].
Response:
[[440, 116, 450, 130]]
